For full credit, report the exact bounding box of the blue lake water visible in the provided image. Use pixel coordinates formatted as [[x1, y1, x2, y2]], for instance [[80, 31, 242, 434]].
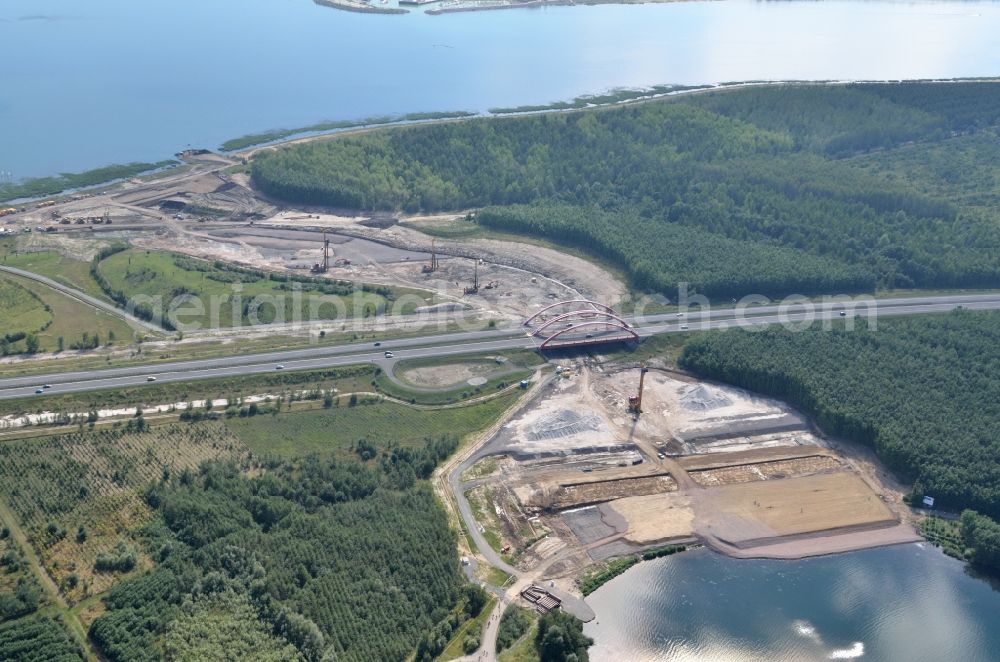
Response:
[[583, 543, 1000, 662], [2, 0, 1000, 179]]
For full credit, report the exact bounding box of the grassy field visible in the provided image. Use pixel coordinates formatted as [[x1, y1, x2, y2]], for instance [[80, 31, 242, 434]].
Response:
[[497, 622, 539, 662], [395, 350, 543, 382], [0, 272, 136, 354], [0, 277, 50, 339], [607, 332, 690, 367], [226, 390, 522, 459], [461, 456, 501, 483], [96, 249, 429, 329], [465, 484, 513, 562], [0, 247, 109, 302], [375, 370, 532, 405], [379, 351, 542, 405], [480, 564, 511, 588]]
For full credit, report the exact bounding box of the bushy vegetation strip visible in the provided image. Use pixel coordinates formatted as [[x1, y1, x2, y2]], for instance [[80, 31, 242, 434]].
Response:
[[0, 161, 176, 205], [578, 544, 686, 596]]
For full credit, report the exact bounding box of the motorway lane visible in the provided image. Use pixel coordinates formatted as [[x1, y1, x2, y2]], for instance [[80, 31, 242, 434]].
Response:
[[0, 327, 526, 390], [2, 294, 999, 400], [0, 337, 535, 400]]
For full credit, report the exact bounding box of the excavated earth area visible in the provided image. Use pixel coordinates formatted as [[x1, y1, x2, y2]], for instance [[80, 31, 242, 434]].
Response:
[[464, 364, 919, 586], [138, 216, 583, 323]]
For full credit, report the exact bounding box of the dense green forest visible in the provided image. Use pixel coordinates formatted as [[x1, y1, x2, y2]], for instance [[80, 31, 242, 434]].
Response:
[[476, 204, 871, 298], [0, 613, 84, 661], [678, 310, 1000, 517], [960, 510, 1000, 575], [253, 82, 1000, 297], [89, 437, 467, 662], [536, 610, 593, 662]]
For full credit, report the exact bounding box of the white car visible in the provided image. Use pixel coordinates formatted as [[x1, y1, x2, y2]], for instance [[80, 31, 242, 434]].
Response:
[[384, 351, 394, 359], [676, 312, 685, 317], [146, 376, 157, 382], [275, 364, 285, 370]]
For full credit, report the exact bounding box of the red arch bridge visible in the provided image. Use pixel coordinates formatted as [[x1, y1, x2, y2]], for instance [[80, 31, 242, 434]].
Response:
[[523, 300, 639, 349]]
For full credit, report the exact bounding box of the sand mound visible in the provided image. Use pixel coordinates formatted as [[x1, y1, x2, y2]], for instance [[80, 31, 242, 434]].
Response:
[[679, 384, 734, 411], [527, 410, 604, 441]]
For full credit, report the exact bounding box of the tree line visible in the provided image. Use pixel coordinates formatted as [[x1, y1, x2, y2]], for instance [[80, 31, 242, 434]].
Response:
[[679, 311, 1000, 520], [252, 82, 1000, 297]]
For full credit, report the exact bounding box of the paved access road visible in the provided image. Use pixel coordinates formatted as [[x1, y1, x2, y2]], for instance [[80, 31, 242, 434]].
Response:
[[2, 293, 999, 400]]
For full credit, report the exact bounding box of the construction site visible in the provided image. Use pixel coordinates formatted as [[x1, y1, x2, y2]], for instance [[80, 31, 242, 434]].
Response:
[[454, 358, 920, 600], [1, 150, 918, 592], [1, 157, 624, 340]]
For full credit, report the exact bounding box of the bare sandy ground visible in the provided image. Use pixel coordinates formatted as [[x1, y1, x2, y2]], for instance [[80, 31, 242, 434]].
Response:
[[609, 493, 694, 543], [398, 361, 498, 387], [258, 210, 628, 311], [715, 522, 922, 560], [694, 472, 896, 546], [480, 364, 920, 564]]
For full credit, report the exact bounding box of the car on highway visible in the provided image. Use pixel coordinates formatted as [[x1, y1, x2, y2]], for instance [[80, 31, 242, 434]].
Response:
[[839, 311, 847, 317], [676, 312, 685, 317], [276, 364, 285, 370], [42, 384, 51, 389], [147, 376, 157, 382], [374, 342, 381, 347], [681, 324, 689, 330], [384, 351, 394, 359], [34, 388, 43, 394]]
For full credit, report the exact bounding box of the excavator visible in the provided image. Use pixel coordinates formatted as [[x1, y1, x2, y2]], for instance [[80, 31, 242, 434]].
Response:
[[627, 364, 649, 415]]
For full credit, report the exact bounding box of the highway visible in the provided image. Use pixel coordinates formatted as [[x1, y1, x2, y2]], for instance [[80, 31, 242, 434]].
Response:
[[1, 293, 999, 400]]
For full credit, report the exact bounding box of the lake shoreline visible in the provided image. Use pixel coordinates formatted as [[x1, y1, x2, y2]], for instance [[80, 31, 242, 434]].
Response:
[[308, 0, 703, 16], [7, 77, 1000, 206], [313, 0, 407, 14], [582, 543, 1000, 661]]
